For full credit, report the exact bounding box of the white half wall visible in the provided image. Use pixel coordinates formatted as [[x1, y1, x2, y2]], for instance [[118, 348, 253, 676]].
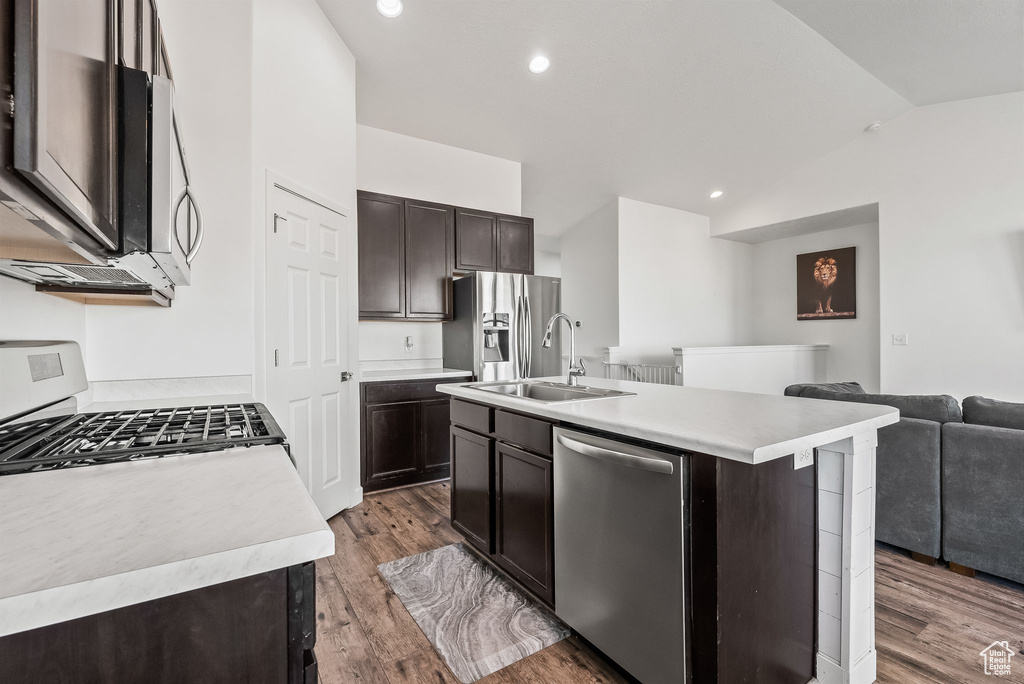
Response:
[[85, 0, 256, 382], [749, 222, 881, 391], [617, 198, 754, 360], [356, 126, 522, 364], [713, 92, 1024, 401]]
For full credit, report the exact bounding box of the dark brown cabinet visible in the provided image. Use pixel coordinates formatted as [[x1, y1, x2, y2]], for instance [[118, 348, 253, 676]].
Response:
[[497, 215, 534, 274], [360, 377, 471, 492], [357, 192, 406, 318], [358, 191, 454, 321], [450, 426, 494, 553], [357, 191, 534, 320], [455, 208, 534, 274], [405, 199, 454, 319], [449, 399, 554, 606], [494, 442, 554, 604], [11, 0, 120, 250], [454, 208, 498, 271], [363, 401, 419, 485]]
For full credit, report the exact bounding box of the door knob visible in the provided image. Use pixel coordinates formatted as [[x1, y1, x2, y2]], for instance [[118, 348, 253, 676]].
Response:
[[341, 371, 353, 382]]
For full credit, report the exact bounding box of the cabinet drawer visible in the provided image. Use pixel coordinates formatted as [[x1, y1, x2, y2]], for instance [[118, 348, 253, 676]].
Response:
[[494, 410, 553, 457], [451, 399, 492, 434], [364, 378, 469, 404]]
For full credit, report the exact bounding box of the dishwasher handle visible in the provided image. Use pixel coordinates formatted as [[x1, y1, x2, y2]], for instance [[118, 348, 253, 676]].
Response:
[[556, 434, 674, 475]]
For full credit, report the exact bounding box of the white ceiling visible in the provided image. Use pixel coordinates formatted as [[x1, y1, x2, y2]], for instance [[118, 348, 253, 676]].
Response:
[[318, 0, 1022, 238], [776, 0, 1024, 107]]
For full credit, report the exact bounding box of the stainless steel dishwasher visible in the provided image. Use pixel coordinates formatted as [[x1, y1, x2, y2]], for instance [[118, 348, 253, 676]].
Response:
[[553, 427, 686, 684]]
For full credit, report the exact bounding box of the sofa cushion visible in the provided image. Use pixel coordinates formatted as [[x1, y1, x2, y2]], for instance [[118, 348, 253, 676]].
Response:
[[875, 418, 942, 557], [784, 381, 865, 398], [797, 387, 963, 424], [942, 422, 1024, 584], [962, 396, 1024, 431]]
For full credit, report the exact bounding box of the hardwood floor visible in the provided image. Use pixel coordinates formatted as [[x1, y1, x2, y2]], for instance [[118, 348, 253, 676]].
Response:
[[315, 481, 1024, 684]]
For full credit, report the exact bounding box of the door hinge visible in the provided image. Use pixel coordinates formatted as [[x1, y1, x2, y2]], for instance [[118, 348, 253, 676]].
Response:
[[273, 212, 287, 233], [274, 349, 279, 367], [7, 94, 14, 118]]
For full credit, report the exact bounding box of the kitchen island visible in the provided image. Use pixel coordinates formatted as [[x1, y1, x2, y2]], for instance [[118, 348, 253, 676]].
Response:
[[437, 376, 898, 684]]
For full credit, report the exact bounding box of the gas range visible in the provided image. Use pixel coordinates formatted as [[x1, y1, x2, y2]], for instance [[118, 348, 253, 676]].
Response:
[[0, 403, 285, 475], [0, 341, 286, 476]]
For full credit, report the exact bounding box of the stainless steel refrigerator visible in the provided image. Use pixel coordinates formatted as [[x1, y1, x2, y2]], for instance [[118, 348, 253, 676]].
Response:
[[443, 272, 562, 382]]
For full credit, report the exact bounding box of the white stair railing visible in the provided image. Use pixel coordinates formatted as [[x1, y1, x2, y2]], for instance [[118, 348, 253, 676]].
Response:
[[602, 347, 679, 385]]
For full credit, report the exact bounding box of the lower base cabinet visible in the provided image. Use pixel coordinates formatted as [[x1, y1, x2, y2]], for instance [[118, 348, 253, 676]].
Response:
[[494, 442, 554, 605], [450, 400, 555, 607], [361, 376, 471, 492], [450, 426, 494, 552], [0, 563, 317, 684]]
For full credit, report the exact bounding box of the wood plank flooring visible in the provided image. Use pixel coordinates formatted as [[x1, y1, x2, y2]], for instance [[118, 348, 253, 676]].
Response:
[[315, 481, 1024, 684]]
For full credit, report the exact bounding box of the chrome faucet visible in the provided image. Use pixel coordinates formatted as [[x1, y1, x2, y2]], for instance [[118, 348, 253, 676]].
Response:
[[541, 313, 586, 386]]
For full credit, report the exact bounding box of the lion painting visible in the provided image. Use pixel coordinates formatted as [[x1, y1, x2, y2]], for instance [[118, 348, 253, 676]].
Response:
[[812, 256, 838, 314], [796, 247, 856, 320]]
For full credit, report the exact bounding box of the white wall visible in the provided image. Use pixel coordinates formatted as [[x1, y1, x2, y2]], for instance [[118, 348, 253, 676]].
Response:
[[749, 222, 881, 391], [355, 125, 522, 364], [617, 198, 754, 360], [85, 0, 256, 382], [714, 92, 1024, 401], [250, 0, 358, 399], [559, 200, 620, 360], [0, 277, 87, 355]]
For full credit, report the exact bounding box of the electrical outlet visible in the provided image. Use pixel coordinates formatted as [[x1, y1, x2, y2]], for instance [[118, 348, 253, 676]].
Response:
[[404, 335, 414, 353], [892, 333, 909, 346], [794, 448, 814, 470]]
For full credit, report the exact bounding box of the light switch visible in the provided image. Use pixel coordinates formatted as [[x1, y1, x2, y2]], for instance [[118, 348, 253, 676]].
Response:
[[892, 333, 908, 346], [795, 448, 814, 470]]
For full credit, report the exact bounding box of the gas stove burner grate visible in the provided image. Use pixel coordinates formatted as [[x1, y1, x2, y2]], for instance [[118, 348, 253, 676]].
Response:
[[0, 403, 285, 475]]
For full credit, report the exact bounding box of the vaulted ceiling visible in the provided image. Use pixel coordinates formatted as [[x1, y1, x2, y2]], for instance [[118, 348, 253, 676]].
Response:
[[318, 0, 1023, 237]]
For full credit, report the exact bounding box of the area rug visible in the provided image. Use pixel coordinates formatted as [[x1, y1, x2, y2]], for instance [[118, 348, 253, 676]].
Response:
[[377, 543, 569, 683]]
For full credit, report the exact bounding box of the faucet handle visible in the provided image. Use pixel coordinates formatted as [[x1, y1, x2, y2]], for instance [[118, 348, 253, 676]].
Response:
[[570, 357, 586, 376]]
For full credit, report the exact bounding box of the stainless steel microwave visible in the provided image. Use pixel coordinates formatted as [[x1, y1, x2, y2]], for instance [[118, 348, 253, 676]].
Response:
[[0, 63, 202, 305]]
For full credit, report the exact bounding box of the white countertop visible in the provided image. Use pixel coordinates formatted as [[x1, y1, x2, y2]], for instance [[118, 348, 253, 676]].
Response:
[[437, 377, 899, 464], [361, 367, 473, 383], [0, 445, 333, 636]]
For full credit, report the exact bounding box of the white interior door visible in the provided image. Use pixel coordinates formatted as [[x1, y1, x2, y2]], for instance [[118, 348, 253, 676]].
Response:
[[266, 183, 354, 519]]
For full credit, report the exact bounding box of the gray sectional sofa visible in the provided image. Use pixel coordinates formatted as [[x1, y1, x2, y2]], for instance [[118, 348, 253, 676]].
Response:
[[785, 383, 1024, 585]]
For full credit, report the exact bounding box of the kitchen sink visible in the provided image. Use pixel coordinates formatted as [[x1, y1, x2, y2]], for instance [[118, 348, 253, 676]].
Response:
[[468, 381, 636, 403]]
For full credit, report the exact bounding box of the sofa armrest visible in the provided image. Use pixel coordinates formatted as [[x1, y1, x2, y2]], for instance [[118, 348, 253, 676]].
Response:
[[942, 422, 1024, 583], [875, 417, 942, 557]]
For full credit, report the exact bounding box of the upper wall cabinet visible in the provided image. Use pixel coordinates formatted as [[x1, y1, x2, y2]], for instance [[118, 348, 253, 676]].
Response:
[[497, 215, 534, 274], [358, 191, 454, 321], [455, 208, 534, 275], [11, 0, 120, 251], [455, 208, 497, 271], [405, 199, 454, 319], [358, 190, 534, 321]]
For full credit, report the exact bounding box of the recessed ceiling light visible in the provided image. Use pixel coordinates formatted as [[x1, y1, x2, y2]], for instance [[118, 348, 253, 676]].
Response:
[[709, 190, 724, 199], [528, 56, 550, 74], [865, 121, 882, 133], [376, 0, 403, 18]]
